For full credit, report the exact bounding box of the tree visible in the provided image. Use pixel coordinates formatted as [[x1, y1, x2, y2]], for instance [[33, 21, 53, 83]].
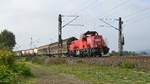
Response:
[[0, 29, 16, 50]]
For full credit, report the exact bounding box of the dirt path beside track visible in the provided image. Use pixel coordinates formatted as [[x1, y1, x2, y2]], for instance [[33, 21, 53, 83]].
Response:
[[27, 63, 86, 84]]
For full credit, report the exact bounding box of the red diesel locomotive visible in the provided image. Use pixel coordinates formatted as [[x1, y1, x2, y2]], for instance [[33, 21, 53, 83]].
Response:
[[68, 31, 109, 57]]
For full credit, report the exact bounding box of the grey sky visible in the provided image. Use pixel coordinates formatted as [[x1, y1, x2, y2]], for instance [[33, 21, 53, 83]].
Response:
[[0, 0, 150, 51]]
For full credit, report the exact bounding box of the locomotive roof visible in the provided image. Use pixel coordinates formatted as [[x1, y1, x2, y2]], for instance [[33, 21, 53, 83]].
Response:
[[84, 31, 98, 35]]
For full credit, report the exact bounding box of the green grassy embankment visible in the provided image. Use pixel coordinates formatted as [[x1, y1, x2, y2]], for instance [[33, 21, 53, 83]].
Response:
[[26, 61, 150, 84]]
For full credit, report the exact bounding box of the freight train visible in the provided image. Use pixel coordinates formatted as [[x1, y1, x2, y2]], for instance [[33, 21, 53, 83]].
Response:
[[16, 31, 109, 57]]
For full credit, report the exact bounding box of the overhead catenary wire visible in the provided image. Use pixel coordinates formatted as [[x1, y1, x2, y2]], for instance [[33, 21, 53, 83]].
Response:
[[60, 0, 102, 30], [61, 0, 101, 29], [104, 0, 132, 17], [65, 0, 130, 25], [68, 0, 104, 15], [65, 0, 95, 14], [124, 7, 150, 21], [99, 18, 119, 31], [81, 0, 150, 30], [63, 0, 128, 25], [125, 14, 150, 25], [62, 16, 79, 28]]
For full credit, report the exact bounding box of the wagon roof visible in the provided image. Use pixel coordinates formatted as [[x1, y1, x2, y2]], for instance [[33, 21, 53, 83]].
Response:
[[38, 37, 76, 49], [15, 48, 38, 52]]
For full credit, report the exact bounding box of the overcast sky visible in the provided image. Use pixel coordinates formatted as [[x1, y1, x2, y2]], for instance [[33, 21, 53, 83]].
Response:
[[0, 0, 150, 51]]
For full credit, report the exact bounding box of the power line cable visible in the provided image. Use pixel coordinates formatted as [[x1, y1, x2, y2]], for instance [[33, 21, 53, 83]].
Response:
[[125, 14, 150, 25], [68, 0, 104, 15], [65, 0, 94, 14], [125, 7, 150, 21], [65, 0, 122, 23], [99, 18, 119, 30], [62, 16, 79, 28], [61, 0, 104, 29], [104, 0, 132, 17], [63, 0, 126, 30]]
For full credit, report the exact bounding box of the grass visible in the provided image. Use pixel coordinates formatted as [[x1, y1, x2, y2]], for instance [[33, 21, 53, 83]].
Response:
[[16, 77, 36, 84], [26, 62, 85, 84], [26, 62, 150, 84], [48, 64, 150, 84]]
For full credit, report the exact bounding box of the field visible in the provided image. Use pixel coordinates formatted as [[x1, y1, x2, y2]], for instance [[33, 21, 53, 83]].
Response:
[[21, 57, 150, 84]]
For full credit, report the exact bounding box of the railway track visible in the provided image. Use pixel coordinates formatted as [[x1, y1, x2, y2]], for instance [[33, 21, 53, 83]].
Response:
[[17, 55, 150, 70], [17, 55, 150, 65]]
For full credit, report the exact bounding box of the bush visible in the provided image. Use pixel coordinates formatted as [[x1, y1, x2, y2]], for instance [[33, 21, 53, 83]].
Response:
[[76, 59, 84, 64], [0, 65, 16, 84], [12, 62, 32, 77], [44, 57, 66, 64], [0, 49, 33, 83], [0, 49, 16, 65], [32, 56, 47, 64], [119, 61, 136, 69]]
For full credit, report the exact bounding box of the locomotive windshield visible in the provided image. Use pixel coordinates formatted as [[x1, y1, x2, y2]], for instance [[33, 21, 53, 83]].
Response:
[[83, 31, 98, 37]]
